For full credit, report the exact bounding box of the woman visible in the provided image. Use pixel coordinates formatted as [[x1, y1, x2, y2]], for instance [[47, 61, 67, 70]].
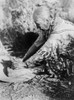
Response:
[[23, 5, 52, 62]]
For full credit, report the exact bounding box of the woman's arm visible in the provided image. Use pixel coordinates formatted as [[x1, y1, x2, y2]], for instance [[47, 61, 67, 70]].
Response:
[[23, 31, 46, 62]]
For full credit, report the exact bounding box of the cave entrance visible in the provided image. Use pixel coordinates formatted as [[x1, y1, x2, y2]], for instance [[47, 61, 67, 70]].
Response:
[[0, 29, 39, 58], [11, 32, 38, 58]]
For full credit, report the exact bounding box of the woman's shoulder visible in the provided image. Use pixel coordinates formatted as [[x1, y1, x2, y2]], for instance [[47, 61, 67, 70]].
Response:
[[53, 16, 74, 34]]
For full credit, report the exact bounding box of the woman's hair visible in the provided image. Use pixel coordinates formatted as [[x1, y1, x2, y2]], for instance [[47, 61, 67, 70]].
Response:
[[33, 5, 58, 30], [33, 5, 51, 30], [33, 6, 50, 23]]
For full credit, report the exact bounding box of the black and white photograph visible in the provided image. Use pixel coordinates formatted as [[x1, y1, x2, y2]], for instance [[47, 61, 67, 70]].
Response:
[[0, 0, 74, 100]]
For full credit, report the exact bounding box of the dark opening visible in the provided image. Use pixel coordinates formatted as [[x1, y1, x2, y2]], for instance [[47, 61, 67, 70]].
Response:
[[11, 32, 38, 57], [0, 30, 38, 58]]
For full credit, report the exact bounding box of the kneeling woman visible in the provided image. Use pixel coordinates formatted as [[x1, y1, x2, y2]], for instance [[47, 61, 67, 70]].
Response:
[[23, 5, 51, 62]]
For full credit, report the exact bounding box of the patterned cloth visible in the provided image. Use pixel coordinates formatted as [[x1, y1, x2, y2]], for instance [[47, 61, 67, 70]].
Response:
[[27, 17, 74, 63]]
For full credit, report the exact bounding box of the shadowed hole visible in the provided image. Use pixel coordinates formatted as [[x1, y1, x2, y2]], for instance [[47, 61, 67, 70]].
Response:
[[10, 32, 38, 57], [0, 30, 38, 58]]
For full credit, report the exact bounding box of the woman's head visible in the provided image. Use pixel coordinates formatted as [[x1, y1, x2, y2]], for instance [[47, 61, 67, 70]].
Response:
[[33, 6, 52, 30]]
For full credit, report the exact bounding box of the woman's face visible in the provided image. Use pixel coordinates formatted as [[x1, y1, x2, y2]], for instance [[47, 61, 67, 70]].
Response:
[[37, 16, 51, 30]]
